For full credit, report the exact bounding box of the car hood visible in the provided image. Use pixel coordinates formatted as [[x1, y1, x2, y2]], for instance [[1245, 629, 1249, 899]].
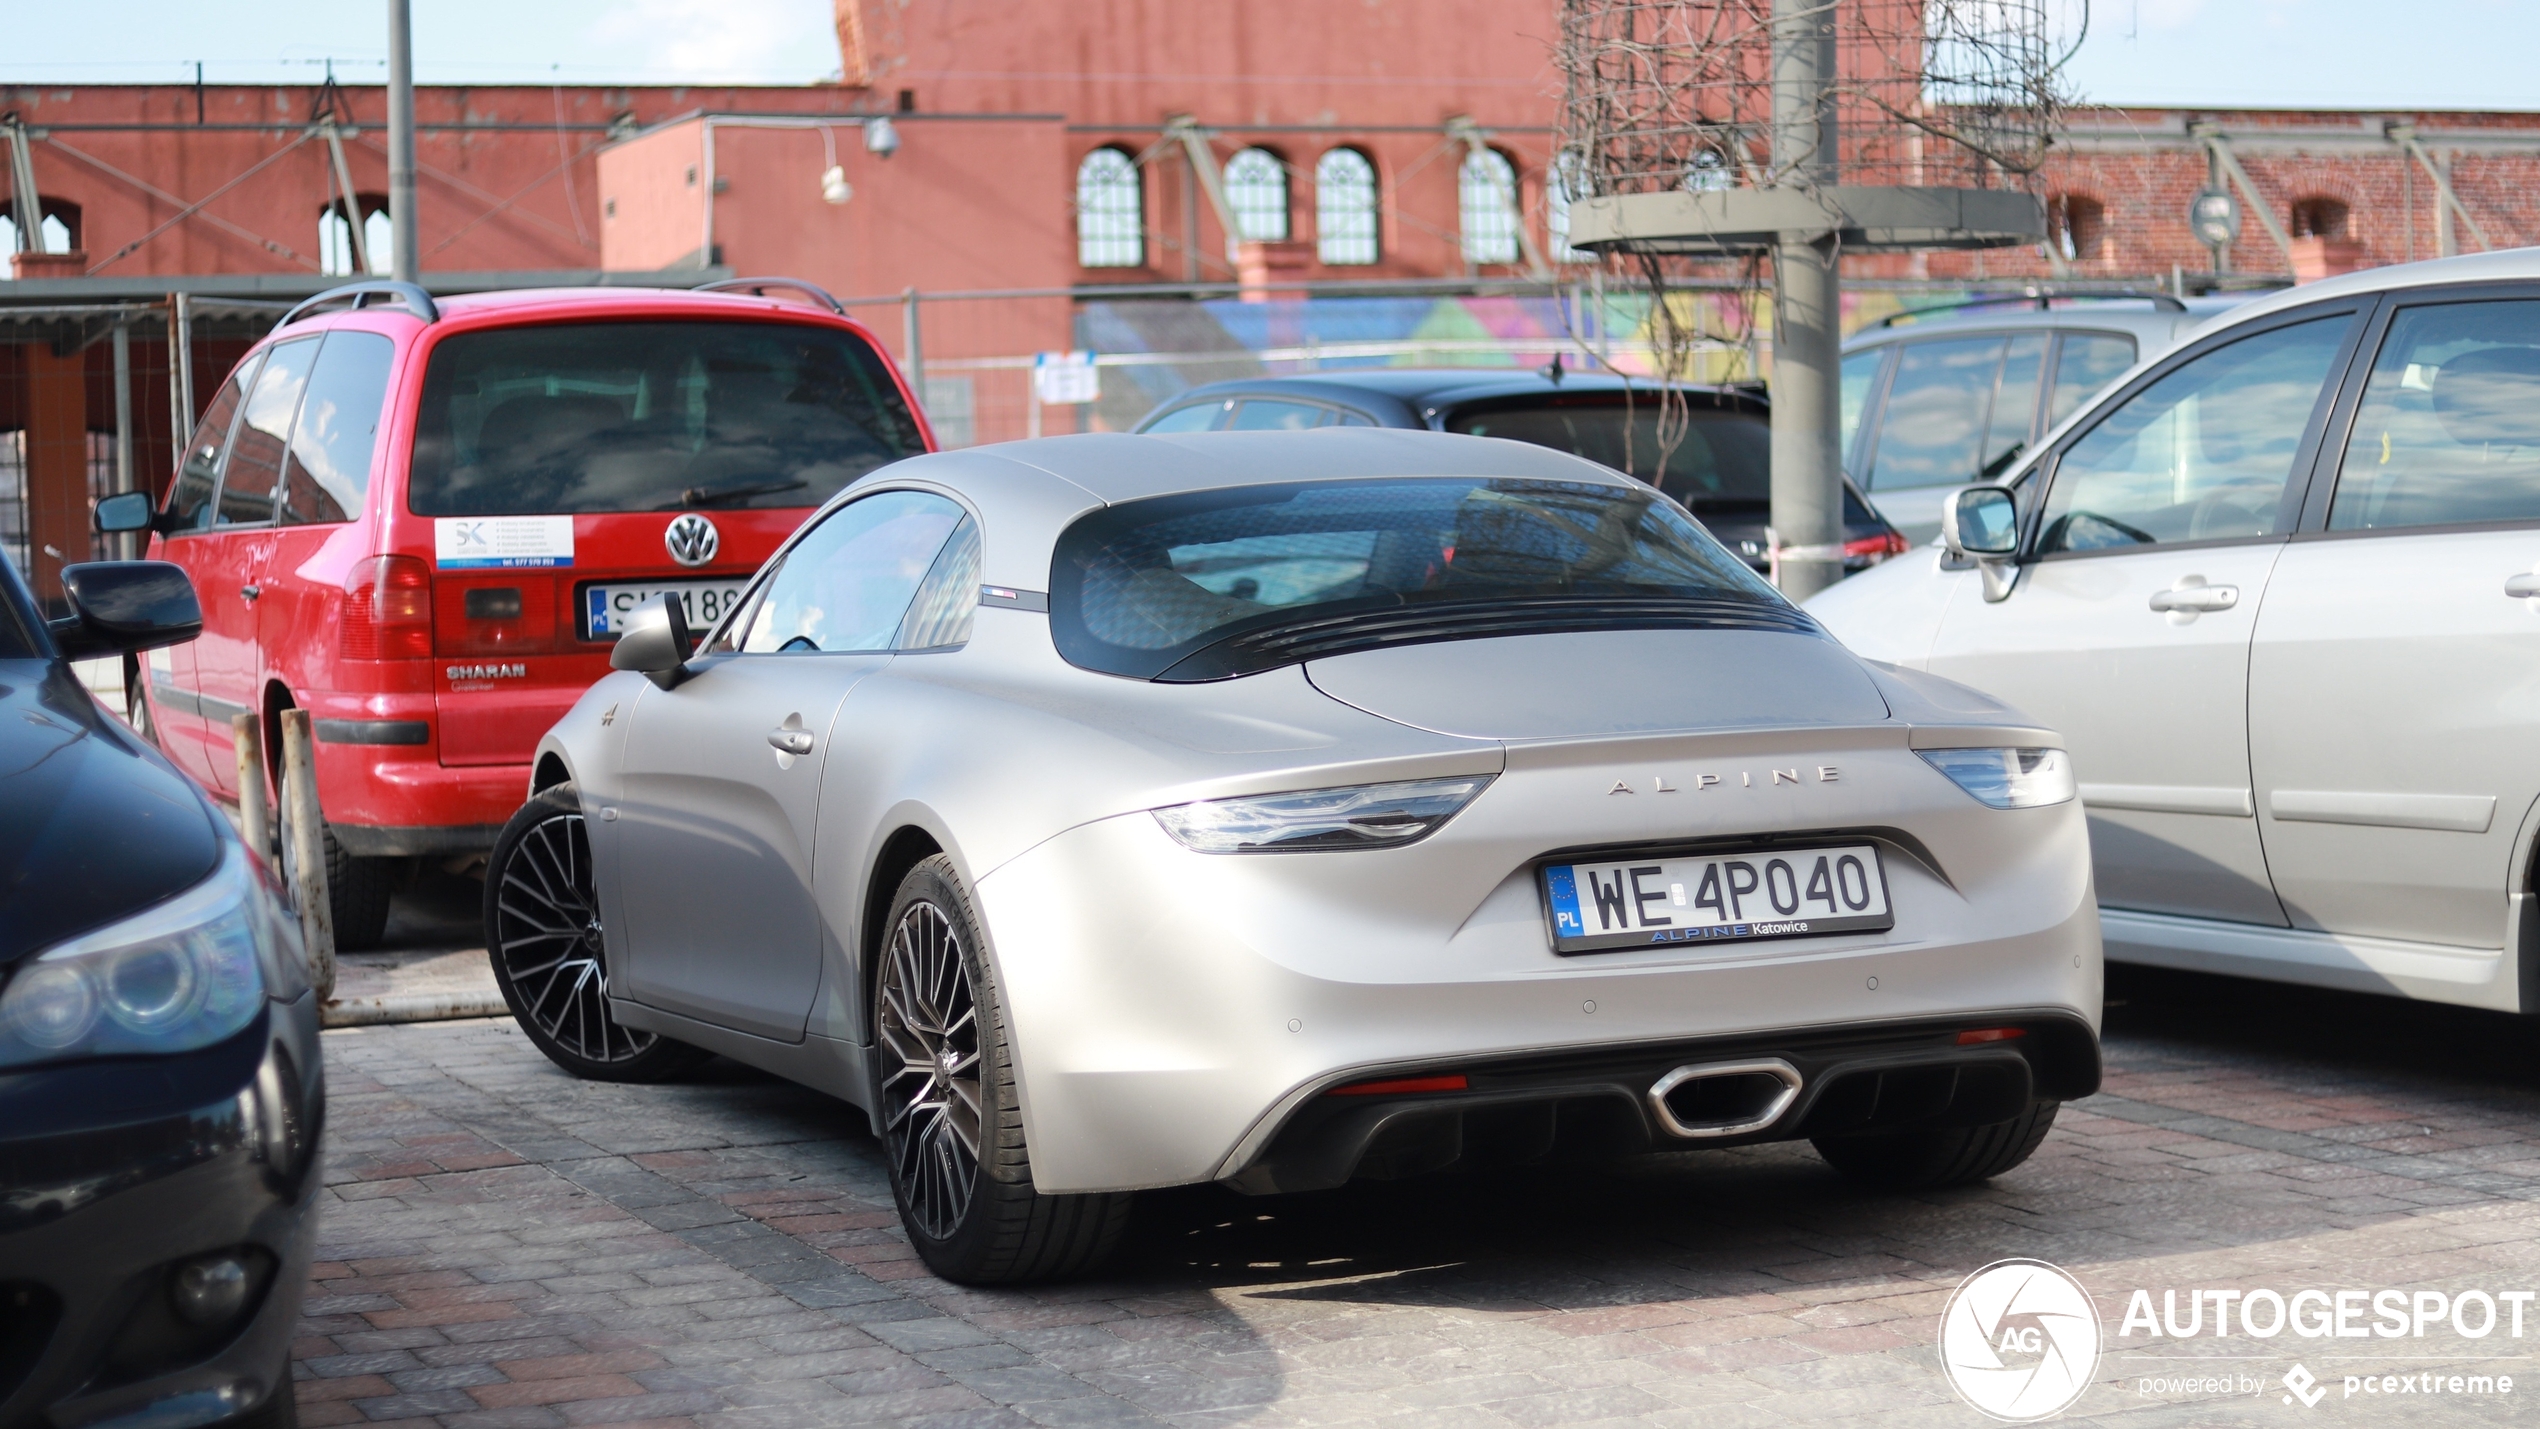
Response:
[[0, 660, 224, 966], [1302, 629, 1891, 740]]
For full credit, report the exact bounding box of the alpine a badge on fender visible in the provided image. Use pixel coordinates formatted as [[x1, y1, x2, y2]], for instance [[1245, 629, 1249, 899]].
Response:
[[665, 513, 720, 567]]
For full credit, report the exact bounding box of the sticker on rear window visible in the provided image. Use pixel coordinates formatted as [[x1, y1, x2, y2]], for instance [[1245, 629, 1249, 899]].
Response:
[[435, 516, 575, 569]]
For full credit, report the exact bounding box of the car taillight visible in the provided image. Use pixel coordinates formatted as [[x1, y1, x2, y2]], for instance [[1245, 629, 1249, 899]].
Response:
[[1844, 530, 1914, 563], [341, 556, 432, 660]]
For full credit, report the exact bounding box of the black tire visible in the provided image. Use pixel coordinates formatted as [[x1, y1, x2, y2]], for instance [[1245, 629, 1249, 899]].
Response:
[[275, 814, 394, 952], [484, 783, 710, 1083], [1813, 1100, 2060, 1191], [875, 855, 1130, 1285], [323, 827, 395, 952]]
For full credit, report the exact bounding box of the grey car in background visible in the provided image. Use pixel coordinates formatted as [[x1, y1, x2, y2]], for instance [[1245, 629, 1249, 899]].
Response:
[[491, 429, 2102, 1285], [1844, 296, 2251, 543], [1811, 249, 2540, 1014]]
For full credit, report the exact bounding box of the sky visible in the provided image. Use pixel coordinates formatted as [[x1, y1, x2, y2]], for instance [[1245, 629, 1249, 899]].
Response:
[[4, 0, 2537, 111]]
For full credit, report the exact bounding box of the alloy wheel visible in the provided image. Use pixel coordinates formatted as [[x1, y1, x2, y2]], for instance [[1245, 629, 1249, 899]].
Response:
[[878, 900, 983, 1241], [491, 812, 655, 1063]]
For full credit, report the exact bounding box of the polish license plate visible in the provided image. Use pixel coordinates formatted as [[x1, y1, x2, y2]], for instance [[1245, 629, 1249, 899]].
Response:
[[581, 581, 749, 639], [1540, 844, 1894, 955]]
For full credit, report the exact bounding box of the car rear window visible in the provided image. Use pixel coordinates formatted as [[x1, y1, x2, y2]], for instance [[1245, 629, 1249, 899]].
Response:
[[408, 320, 924, 516], [1444, 399, 1771, 510], [1050, 476, 1801, 681]]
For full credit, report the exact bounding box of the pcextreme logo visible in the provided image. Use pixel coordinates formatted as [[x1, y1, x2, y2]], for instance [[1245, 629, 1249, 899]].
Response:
[[1939, 1259, 2103, 1422]]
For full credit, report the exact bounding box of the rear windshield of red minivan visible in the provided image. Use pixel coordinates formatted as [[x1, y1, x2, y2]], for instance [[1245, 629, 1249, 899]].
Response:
[[408, 320, 925, 516]]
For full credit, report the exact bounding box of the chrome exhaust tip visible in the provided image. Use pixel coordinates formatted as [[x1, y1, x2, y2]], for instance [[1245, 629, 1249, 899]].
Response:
[[1648, 1057, 1804, 1139]]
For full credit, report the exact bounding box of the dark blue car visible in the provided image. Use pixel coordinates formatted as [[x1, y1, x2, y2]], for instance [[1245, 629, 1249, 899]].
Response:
[[0, 544, 320, 1429], [1134, 367, 1907, 574]]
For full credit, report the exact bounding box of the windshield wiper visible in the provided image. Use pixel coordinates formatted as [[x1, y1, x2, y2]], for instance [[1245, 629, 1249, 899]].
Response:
[[666, 478, 808, 509]]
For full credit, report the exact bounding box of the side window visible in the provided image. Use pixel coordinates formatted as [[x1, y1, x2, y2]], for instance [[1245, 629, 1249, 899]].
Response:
[[2329, 300, 2540, 531], [2048, 333, 2137, 427], [1141, 402, 1224, 434], [163, 356, 260, 534], [1865, 337, 2005, 491], [1980, 334, 2049, 480], [895, 516, 981, 650], [1333, 409, 1376, 427], [1839, 347, 1887, 468], [1227, 400, 1328, 431], [279, 331, 395, 525], [737, 490, 966, 653], [215, 337, 321, 527], [2037, 314, 2352, 554]]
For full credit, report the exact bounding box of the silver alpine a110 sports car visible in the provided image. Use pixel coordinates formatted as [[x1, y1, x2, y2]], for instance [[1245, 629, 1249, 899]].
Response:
[[486, 429, 2103, 1284]]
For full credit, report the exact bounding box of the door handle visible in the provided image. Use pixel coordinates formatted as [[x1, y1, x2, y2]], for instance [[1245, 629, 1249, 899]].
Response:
[[2506, 574, 2540, 599], [239, 584, 261, 602], [2149, 582, 2237, 613], [767, 729, 815, 757]]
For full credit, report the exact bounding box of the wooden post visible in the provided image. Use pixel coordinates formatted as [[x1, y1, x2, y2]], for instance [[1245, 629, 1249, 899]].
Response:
[[278, 709, 336, 1000], [230, 713, 272, 861]]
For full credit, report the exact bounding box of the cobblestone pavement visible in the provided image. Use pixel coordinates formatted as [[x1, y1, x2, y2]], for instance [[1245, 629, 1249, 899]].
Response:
[[293, 965, 2540, 1429]]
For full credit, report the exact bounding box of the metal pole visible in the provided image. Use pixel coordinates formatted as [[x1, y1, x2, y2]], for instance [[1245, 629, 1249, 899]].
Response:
[[111, 322, 134, 559], [231, 712, 272, 863], [900, 286, 925, 394], [278, 709, 336, 1000], [386, 0, 419, 282], [173, 291, 195, 429], [1768, 0, 1845, 602]]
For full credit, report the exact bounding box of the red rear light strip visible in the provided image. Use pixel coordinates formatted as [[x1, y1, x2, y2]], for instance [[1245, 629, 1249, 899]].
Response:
[[341, 555, 433, 660], [1327, 1074, 1468, 1097], [1956, 1027, 2026, 1045]]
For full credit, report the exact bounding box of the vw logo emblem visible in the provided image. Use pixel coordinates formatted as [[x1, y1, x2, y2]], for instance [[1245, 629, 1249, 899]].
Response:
[[664, 513, 719, 568]]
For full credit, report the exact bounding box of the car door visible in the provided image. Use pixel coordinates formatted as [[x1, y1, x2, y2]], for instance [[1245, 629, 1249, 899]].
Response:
[[612, 488, 971, 1041], [2249, 287, 2540, 956], [146, 356, 258, 789], [189, 337, 320, 795], [1925, 305, 2367, 925]]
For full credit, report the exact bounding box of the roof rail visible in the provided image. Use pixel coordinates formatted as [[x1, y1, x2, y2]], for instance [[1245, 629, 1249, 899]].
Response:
[[694, 276, 846, 314], [1875, 288, 2188, 328], [276, 281, 441, 330]]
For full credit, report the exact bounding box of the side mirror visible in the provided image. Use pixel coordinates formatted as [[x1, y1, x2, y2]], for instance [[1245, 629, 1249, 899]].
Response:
[[49, 561, 203, 658], [93, 491, 156, 535], [609, 593, 694, 690], [1940, 485, 2021, 603]]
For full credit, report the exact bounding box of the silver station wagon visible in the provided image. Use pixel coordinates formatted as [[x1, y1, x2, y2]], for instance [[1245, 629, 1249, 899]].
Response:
[[1813, 249, 2540, 1014]]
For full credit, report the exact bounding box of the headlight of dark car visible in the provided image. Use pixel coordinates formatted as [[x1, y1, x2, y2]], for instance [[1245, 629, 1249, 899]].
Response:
[[0, 846, 306, 1069]]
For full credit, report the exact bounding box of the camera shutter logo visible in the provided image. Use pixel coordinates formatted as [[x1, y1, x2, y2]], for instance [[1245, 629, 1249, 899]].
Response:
[[1939, 1259, 2101, 1422], [665, 513, 720, 568]]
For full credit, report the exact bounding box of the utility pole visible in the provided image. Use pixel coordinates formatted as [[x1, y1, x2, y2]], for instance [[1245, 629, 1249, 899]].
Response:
[[386, 0, 419, 282], [1768, 0, 1844, 601]]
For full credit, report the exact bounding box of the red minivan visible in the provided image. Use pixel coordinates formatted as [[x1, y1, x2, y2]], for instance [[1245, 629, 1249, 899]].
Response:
[[129, 280, 932, 946]]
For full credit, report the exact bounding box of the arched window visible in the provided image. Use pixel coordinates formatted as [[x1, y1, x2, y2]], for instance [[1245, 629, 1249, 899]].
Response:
[[1459, 147, 1521, 266], [319, 196, 392, 277], [2290, 196, 2350, 240], [2049, 193, 2106, 261], [1076, 148, 1145, 269], [1547, 151, 1591, 263], [2, 199, 79, 255], [1315, 148, 1379, 265], [1223, 147, 1290, 243]]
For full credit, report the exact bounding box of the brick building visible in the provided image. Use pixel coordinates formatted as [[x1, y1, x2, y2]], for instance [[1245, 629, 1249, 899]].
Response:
[[5, 2, 2540, 598]]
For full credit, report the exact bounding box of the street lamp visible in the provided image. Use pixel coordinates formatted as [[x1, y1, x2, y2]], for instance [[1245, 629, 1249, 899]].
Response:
[[864, 116, 900, 159], [2188, 186, 2239, 273]]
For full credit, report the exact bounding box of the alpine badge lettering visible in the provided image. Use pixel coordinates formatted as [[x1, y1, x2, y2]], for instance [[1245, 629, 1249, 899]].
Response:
[[435, 516, 575, 570]]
